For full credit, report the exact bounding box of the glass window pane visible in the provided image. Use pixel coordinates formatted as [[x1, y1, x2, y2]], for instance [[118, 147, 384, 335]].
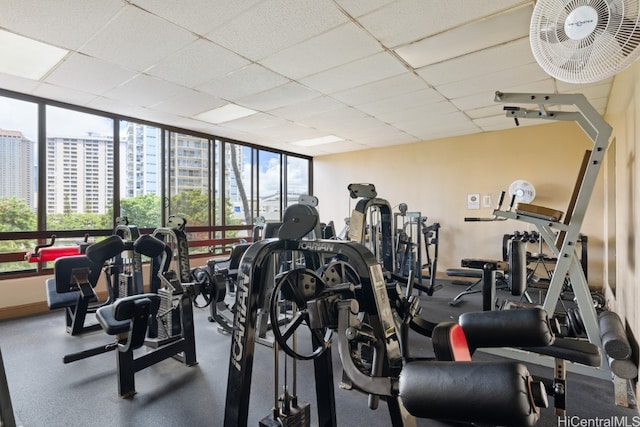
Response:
[[226, 143, 253, 240], [286, 156, 309, 206], [259, 150, 281, 221], [119, 120, 162, 228], [0, 96, 38, 273], [166, 132, 211, 255], [45, 106, 114, 231]]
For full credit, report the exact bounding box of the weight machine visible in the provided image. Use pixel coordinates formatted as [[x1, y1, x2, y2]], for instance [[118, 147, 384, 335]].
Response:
[[223, 211, 549, 426], [482, 91, 613, 378]]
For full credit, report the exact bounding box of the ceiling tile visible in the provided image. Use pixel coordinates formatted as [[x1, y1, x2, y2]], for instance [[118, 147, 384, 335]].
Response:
[[416, 37, 533, 86], [87, 96, 149, 118], [261, 23, 382, 79], [206, 0, 348, 60], [0, 72, 41, 94], [334, 0, 395, 18], [258, 123, 328, 142], [103, 74, 184, 107], [221, 113, 290, 131], [151, 88, 226, 117], [450, 79, 556, 111], [356, 88, 445, 116], [376, 101, 459, 124], [0, 0, 125, 50], [237, 82, 319, 111], [197, 64, 289, 101], [394, 3, 533, 68], [270, 96, 346, 121], [300, 52, 407, 94], [358, 0, 532, 48], [146, 39, 250, 88], [436, 62, 549, 99], [44, 53, 137, 95], [130, 0, 262, 35], [31, 82, 98, 106], [80, 5, 197, 71], [331, 73, 427, 106], [556, 78, 613, 93]]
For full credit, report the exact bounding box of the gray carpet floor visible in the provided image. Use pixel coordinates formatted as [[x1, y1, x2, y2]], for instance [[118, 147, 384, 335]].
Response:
[[0, 279, 637, 426]]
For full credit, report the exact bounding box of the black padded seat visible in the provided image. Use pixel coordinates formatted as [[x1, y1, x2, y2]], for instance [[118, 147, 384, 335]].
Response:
[[445, 268, 504, 279], [399, 361, 545, 427], [96, 293, 161, 337], [46, 278, 79, 310], [96, 305, 131, 336]]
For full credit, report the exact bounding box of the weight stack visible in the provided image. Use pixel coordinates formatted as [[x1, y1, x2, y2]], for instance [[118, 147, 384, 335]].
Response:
[[259, 401, 311, 427], [157, 288, 181, 340], [119, 273, 133, 298]]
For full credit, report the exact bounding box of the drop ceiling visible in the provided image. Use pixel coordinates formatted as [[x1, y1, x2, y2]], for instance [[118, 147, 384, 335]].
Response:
[[0, 0, 612, 156]]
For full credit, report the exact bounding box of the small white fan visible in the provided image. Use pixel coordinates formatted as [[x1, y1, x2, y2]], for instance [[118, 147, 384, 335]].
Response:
[[530, 0, 640, 83], [509, 180, 536, 204]]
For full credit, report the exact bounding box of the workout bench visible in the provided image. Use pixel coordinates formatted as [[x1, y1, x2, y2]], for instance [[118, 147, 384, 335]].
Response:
[[459, 310, 602, 416], [46, 235, 125, 335]]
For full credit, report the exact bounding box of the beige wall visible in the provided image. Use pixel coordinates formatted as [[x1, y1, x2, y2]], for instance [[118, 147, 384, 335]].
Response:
[[604, 60, 640, 346], [314, 120, 605, 287]]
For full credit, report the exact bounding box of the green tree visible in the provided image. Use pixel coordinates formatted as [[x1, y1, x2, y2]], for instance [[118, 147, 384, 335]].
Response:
[[170, 189, 209, 226], [0, 197, 36, 232], [120, 193, 162, 228], [0, 197, 37, 273], [47, 212, 111, 231]]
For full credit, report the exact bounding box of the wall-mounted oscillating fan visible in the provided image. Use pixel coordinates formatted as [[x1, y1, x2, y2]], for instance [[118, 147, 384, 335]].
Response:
[[530, 0, 640, 83], [509, 179, 536, 204]]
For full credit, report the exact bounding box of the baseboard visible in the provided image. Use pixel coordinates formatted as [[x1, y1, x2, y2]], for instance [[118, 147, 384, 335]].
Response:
[[0, 301, 49, 321], [0, 290, 111, 321]]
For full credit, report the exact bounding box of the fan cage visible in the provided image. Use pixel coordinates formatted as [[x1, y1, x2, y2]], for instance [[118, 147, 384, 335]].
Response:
[[531, 0, 640, 83]]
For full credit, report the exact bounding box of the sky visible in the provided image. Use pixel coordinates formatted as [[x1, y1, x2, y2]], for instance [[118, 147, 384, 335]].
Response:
[[0, 96, 113, 141]]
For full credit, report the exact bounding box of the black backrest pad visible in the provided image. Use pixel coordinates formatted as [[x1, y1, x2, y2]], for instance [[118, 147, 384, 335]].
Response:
[[459, 308, 554, 352], [113, 293, 161, 321], [54, 255, 101, 293], [508, 239, 527, 296], [399, 361, 540, 427], [85, 235, 125, 265], [133, 234, 166, 258]]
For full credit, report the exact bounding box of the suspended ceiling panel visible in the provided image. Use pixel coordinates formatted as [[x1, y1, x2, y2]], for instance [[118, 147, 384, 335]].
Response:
[[0, 0, 613, 156]]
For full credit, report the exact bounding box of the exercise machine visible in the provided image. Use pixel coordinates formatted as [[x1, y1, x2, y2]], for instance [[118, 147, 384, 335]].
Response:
[[112, 216, 143, 299], [62, 233, 198, 397], [45, 235, 125, 336], [224, 203, 549, 427]]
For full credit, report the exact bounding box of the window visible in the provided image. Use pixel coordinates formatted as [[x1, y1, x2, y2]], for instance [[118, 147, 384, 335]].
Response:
[[118, 120, 161, 228], [0, 89, 312, 277], [286, 155, 310, 206], [0, 96, 37, 272], [258, 150, 282, 221], [45, 106, 113, 231]]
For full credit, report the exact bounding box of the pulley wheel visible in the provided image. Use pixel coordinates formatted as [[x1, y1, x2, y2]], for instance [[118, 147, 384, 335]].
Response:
[[190, 267, 213, 308], [270, 268, 332, 360]]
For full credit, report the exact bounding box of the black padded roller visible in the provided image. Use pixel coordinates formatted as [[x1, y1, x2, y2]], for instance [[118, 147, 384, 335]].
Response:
[[133, 234, 166, 258], [85, 235, 125, 265], [508, 239, 527, 296], [399, 361, 543, 426], [599, 310, 632, 360], [459, 308, 554, 352]]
